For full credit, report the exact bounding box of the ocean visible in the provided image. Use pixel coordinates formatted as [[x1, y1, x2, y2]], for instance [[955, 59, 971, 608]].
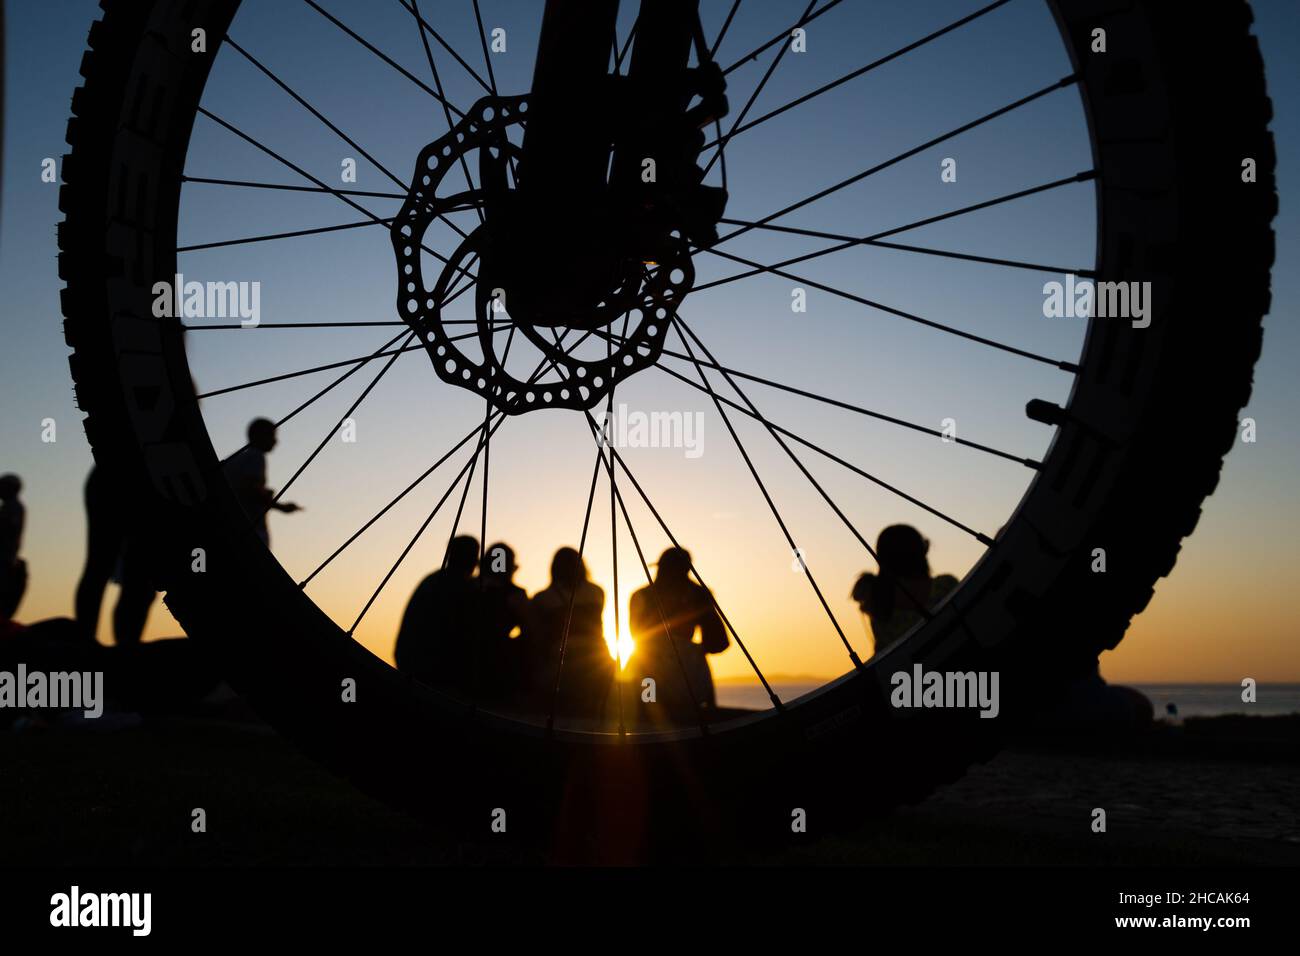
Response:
[[714, 681, 1300, 719]]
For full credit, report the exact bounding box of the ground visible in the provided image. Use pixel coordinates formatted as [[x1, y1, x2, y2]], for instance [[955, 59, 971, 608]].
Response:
[[2, 712, 1296, 866]]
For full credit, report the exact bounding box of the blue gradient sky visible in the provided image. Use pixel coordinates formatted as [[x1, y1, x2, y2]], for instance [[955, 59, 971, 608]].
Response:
[[1, 1, 1296, 683]]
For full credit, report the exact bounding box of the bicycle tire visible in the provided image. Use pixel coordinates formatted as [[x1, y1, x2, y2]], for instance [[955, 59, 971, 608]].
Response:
[[57, 0, 1276, 859]]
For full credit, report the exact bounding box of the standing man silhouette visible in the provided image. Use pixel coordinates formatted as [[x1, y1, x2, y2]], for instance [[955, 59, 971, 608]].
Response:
[[221, 418, 302, 547], [395, 535, 481, 696], [73, 465, 158, 644]]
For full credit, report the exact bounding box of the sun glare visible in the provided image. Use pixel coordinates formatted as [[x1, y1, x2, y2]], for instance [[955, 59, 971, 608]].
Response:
[[602, 605, 635, 670]]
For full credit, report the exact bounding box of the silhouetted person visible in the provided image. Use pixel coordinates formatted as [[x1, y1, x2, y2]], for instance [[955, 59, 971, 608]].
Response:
[[0, 474, 27, 621], [629, 546, 728, 725], [852, 524, 957, 656], [395, 535, 480, 697], [73, 466, 157, 645], [221, 418, 301, 547], [476, 542, 532, 704], [530, 547, 610, 721]]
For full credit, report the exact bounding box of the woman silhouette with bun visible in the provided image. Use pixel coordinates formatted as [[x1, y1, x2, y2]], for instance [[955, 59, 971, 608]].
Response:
[[851, 525, 957, 656], [529, 547, 610, 722]]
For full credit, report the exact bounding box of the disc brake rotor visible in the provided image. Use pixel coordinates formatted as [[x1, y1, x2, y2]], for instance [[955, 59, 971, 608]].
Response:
[[392, 94, 694, 416]]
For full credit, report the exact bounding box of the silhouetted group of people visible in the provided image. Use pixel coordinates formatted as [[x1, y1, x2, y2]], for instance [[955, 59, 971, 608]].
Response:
[[394, 537, 730, 727], [3, 414, 972, 730], [5, 419, 952, 714], [3, 428, 1156, 734], [4, 410, 954, 681]]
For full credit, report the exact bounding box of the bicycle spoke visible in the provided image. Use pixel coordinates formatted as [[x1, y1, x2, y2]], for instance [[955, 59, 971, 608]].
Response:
[[471, 0, 499, 95], [182, 175, 409, 200], [195, 306, 488, 399], [178, 216, 394, 253], [271, 331, 417, 510], [639, 334, 994, 545], [444, 319, 525, 566], [301, 0, 466, 118], [714, 217, 1093, 278], [432, 252, 482, 311], [705, 0, 1012, 151], [184, 173, 481, 215], [702, 0, 816, 178], [441, 426, 484, 569], [396, 0, 493, 95], [593, 326, 1038, 467], [197, 340, 419, 399], [720, 0, 846, 75], [187, 286, 478, 332], [302, 419, 488, 587], [348, 329, 604, 635], [195, 106, 475, 283], [205, 330, 404, 481], [440, 323, 514, 589], [546, 444, 605, 733], [184, 320, 478, 330], [672, 313, 945, 621], [667, 317, 860, 667], [577, 412, 780, 708], [225, 38, 427, 197], [603, 333, 625, 733], [710, 0, 744, 59], [309, 327, 605, 586], [698, 172, 1099, 297], [533, 316, 766, 720], [225, 34, 473, 242], [711, 75, 1079, 249], [349, 424, 496, 635], [701, 243, 1078, 371], [605, 441, 709, 734], [614, 13, 639, 73], [409, 0, 484, 222], [560, 362, 709, 731], [471, 318, 522, 697], [694, 171, 1099, 296]]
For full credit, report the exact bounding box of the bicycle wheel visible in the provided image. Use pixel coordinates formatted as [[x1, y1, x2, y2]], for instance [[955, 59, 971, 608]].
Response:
[[58, 0, 1275, 858]]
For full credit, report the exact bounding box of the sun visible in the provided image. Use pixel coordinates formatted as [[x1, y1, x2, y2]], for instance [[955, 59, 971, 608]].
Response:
[[602, 604, 636, 670]]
